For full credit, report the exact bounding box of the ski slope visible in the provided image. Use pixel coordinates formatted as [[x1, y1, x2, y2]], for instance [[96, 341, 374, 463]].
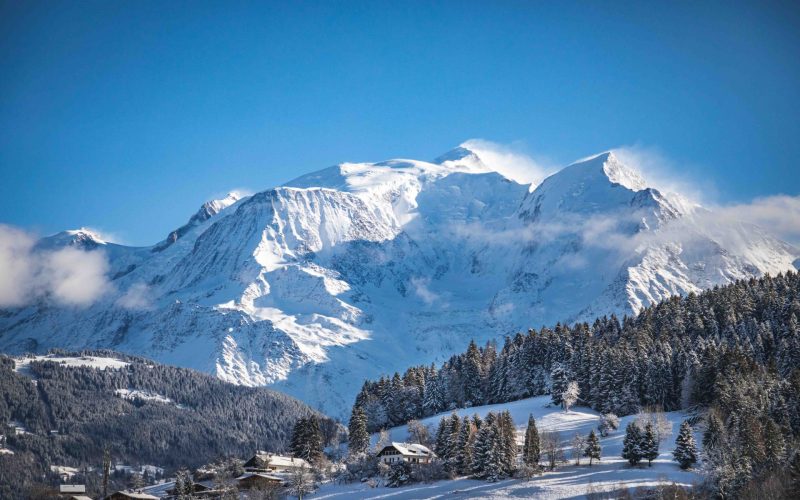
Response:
[[316, 396, 703, 499]]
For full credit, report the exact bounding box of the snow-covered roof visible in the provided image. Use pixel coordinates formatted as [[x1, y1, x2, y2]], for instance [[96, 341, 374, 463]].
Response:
[[379, 442, 435, 458], [109, 491, 159, 499], [236, 472, 283, 482], [249, 451, 310, 469]]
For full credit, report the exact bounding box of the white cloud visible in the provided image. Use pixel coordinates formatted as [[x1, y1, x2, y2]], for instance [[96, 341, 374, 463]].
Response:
[[612, 145, 713, 205], [0, 225, 37, 307], [0, 224, 112, 307], [117, 282, 154, 310], [410, 276, 441, 306], [460, 139, 557, 186], [708, 195, 800, 246]]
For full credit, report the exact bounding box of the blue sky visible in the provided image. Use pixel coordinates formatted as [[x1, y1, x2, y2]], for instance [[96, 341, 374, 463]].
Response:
[[1, 1, 799, 245]]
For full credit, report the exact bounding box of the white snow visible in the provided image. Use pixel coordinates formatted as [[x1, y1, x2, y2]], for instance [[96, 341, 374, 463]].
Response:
[[114, 389, 175, 406], [316, 396, 702, 499], [1, 145, 797, 419], [13, 355, 129, 377]]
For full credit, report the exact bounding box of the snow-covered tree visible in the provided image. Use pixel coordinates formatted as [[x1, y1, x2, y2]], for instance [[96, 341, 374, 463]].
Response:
[[174, 468, 194, 499], [291, 416, 323, 463], [348, 405, 369, 455], [642, 422, 659, 466], [540, 431, 564, 470], [673, 420, 697, 470], [386, 461, 412, 487], [597, 413, 619, 437], [288, 464, 316, 499], [622, 422, 643, 466], [584, 430, 601, 466], [550, 364, 568, 407], [571, 433, 586, 465], [522, 414, 540, 468], [453, 416, 474, 475], [472, 420, 501, 481], [562, 381, 580, 412]]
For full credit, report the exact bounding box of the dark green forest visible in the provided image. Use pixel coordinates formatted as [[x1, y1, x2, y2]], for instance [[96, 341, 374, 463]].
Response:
[[0, 350, 335, 498]]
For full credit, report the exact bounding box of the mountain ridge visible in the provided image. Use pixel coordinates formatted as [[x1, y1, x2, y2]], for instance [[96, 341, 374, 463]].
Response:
[[1, 144, 797, 418]]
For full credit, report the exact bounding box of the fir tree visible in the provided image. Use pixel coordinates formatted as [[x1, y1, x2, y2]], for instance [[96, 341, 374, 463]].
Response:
[[472, 412, 502, 481], [434, 417, 449, 458], [522, 414, 540, 468], [550, 364, 568, 407], [453, 416, 473, 475], [291, 416, 323, 463], [703, 411, 724, 451], [622, 422, 643, 466], [348, 405, 369, 455], [763, 418, 786, 468], [444, 412, 462, 471], [673, 420, 698, 470], [642, 422, 659, 466], [584, 430, 601, 466]]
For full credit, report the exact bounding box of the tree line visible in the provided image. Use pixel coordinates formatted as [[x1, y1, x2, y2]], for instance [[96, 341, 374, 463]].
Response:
[[350, 271, 800, 496]]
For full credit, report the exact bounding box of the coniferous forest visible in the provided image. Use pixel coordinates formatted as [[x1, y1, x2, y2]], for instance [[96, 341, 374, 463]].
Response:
[[352, 271, 800, 496], [0, 351, 336, 498]]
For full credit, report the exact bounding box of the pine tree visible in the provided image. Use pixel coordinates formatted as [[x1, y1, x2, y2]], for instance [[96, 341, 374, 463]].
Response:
[[291, 416, 323, 463], [348, 405, 369, 455], [453, 416, 473, 475], [434, 417, 449, 458], [584, 430, 601, 466], [703, 411, 724, 451], [444, 412, 462, 471], [472, 413, 502, 481], [673, 420, 698, 469], [464, 341, 485, 405], [522, 414, 540, 468], [642, 422, 659, 466], [622, 422, 643, 466], [550, 364, 568, 407], [497, 411, 517, 475], [763, 418, 786, 468]]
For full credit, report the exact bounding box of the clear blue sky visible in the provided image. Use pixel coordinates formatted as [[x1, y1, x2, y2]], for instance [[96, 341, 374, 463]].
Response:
[[1, 1, 799, 245]]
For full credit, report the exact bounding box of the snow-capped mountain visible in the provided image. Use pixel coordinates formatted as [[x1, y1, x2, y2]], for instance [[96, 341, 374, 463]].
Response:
[[0, 145, 797, 417]]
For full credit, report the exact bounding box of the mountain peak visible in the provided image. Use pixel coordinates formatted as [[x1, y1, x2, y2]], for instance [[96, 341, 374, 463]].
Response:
[[565, 151, 647, 192], [433, 145, 482, 165]]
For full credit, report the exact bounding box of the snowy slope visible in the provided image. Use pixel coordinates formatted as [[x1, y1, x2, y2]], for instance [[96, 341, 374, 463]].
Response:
[[315, 395, 702, 499], [0, 144, 797, 418]]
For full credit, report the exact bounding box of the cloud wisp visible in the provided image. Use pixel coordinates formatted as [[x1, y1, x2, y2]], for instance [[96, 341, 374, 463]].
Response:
[[460, 139, 557, 186], [0, 224, 112, 307]]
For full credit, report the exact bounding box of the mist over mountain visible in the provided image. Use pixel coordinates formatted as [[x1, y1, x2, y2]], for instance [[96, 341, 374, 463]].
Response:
[[1, 144, 797, 418]]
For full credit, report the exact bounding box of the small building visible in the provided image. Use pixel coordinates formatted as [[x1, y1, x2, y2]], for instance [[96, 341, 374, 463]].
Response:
[[236, 472, 283, 490], [59, 484, 90, 499], [377, 442, 436, 465], [243, 451, 311, 472], [105, 490, 159, 500]]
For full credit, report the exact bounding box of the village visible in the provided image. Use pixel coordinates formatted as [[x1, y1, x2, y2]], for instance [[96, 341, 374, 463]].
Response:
[[49, 441, 437, 500]]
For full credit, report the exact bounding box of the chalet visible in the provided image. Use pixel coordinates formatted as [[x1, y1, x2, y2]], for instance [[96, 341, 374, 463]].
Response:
[[104, 490, 159, 500], [164, 480, 214, 497], [235, 472, 284, 490], [243, 451, 311, 472], [377, 442, 436, 465], [59, 484, 91, 499]]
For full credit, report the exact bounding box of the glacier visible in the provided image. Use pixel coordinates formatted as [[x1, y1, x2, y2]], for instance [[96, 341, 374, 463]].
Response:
[[1, 145, 797, 418]]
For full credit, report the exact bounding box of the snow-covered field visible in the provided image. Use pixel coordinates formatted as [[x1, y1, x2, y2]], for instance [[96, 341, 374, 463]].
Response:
[[314, 396, 702, 499], [13, 354, 129, 378], [115, 389, 174, 405]]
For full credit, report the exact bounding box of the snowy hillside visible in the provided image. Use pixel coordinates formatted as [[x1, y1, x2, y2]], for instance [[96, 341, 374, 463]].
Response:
[[0, 144, 797, 418], [317, 396, 702, 499]]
